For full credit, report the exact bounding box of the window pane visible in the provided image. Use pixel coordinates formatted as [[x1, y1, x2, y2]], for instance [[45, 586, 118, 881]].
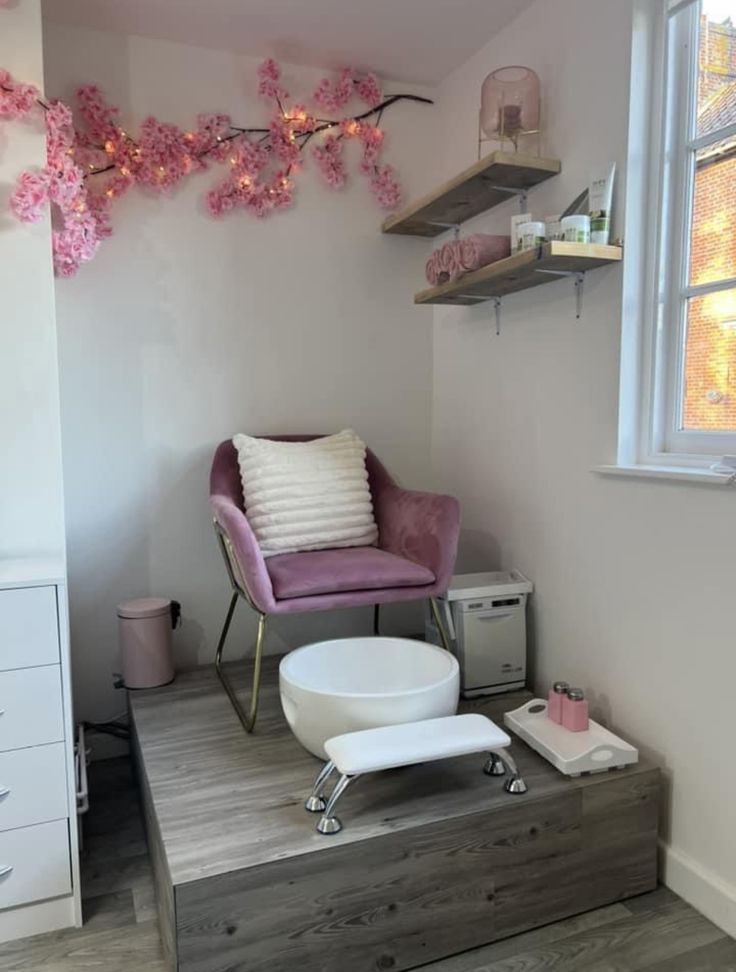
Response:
[[689, 151, 736, 285], [697, 1, 736, 139], [681, 287, 736, 430]]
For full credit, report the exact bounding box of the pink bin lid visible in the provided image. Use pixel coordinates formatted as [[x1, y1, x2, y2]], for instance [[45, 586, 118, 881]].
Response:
[[117, 597, 171, 620]]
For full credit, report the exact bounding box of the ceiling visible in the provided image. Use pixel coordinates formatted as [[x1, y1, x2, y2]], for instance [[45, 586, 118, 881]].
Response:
[[41, 0, 535, 84]]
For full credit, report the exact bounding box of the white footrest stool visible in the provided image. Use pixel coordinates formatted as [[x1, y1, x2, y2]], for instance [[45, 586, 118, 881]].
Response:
[[305, 713, 527, 835]]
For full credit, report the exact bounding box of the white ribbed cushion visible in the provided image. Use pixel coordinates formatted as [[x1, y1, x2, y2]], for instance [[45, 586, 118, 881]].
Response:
[[232, 431, 378, 558]]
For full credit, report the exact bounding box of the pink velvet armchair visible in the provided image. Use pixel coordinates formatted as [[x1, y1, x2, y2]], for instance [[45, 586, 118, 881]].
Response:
[[210, 435, 460, 733]]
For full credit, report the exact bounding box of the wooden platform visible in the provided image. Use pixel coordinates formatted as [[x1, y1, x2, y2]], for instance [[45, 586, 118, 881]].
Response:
[[130, 657, 660, 972]]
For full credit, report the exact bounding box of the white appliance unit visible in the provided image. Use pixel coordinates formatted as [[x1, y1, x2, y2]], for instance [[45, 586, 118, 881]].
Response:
[[428, 571, 533, 698]]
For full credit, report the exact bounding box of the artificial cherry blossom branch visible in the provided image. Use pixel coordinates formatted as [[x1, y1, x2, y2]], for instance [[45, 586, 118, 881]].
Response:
[[0, 58, 433, 277]]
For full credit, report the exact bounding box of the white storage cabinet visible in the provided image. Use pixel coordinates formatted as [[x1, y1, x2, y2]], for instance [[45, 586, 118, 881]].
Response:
[[0, 560, 81, 942]]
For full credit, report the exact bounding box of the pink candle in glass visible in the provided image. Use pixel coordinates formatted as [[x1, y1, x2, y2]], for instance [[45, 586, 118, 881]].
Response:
[[547, 682, 569, 724], [562, 688, 589, 732]]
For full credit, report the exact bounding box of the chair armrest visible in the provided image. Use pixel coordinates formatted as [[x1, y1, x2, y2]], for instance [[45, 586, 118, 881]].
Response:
[[373, 484, 461, 591], [210, 495, 276, 614]]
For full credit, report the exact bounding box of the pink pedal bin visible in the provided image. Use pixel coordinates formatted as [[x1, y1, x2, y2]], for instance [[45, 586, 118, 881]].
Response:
[[117, 597, 180, 689]]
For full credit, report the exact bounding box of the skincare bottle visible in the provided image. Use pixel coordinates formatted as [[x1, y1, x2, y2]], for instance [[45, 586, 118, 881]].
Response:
[[561, 687, 589, 732], [547, 681, 570, 724]]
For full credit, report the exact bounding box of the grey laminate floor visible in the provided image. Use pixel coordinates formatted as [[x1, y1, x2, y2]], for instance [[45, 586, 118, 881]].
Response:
[[1, 756, 735, 972]]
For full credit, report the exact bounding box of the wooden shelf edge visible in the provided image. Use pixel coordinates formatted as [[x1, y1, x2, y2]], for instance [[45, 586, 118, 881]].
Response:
[[382, 150, 562, 237], [414, 242, 623, 305]]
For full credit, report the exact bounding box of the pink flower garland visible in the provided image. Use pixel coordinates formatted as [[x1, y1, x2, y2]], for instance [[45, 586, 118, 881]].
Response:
[[0, 59, 431, 276]]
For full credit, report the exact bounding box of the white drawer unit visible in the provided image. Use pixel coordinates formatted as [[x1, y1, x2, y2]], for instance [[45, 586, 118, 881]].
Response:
[[0, 560, 80, 942], [0, 667, 64, 753], [0, 744, 68, 832], [0, 820, 71, 911], [0, 586, 59, 672]]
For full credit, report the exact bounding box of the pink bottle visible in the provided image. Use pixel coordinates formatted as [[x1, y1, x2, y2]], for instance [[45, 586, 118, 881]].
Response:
[[562, 688, 589, 732], [547, 681, 569, 723]]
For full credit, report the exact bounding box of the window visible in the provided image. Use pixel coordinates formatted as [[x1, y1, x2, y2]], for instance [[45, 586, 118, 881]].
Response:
[[620, 0, 736, 475]]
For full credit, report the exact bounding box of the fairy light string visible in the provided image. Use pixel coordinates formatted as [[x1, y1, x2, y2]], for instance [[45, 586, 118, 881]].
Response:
[[0, 58, 432, 277]]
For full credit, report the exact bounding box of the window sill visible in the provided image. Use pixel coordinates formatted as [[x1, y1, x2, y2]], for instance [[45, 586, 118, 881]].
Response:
[[593, 463, 735, 486]]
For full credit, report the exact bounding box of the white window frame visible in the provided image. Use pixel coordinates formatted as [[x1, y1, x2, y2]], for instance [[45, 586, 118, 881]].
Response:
[[611, 0, 736, 482]]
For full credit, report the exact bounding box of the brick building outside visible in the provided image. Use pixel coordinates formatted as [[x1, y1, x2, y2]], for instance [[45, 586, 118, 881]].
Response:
[[683, 14, 736, 430]]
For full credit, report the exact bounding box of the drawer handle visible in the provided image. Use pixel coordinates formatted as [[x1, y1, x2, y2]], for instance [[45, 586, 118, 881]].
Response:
[[0, 788, 9, 801], [0, 866, 13, 879]]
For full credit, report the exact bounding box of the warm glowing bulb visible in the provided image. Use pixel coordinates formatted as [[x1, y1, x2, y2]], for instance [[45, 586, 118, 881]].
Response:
[[240, 176, 251, 188], [185, 132, 195, 141], [120, 166, 130, 177], [105, 140, 115, 154], [106, 188, 114, 198], [230, 157, 237, 165], [159, 166, 165, 173]]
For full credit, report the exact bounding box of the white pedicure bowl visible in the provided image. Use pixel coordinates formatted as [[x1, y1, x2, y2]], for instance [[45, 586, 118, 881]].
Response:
[[279, 637, 460, 759]]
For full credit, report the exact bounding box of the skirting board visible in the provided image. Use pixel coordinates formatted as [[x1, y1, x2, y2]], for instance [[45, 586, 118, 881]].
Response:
[[0, 895, 78, 943], [661, 841, 736, 939]]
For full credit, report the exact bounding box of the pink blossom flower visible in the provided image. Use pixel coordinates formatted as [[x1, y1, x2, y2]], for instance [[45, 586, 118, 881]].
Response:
[[52, 211, 101, 277], [269, 118, 300, 165], [355, 73, 382, 108], [369, 163, 401, 209], [257, 58, 287, 101], [284, 104, 317, 134], [195, 112, 232, 153], [9, 170, 50, 222], [45, 100, 75, 158], [76, 84, 119, 142], [312, 134, 346, 188], [312, 68, 354, 112], [0, 70, 39, 121]]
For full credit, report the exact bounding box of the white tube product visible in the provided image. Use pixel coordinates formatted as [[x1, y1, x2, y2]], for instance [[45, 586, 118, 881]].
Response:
[[589, 163, 616, 244]]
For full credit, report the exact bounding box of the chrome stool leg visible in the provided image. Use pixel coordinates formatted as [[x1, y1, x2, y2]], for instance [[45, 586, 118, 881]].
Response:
[[317, 773, 360, 834], [483, 751, 507, 777], [305, 761, 336, 813], [501, 751, 528, 794]]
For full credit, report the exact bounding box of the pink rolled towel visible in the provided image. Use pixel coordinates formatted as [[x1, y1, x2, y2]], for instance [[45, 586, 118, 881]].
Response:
[[425, 249, 443, 286], [458, 234, 511, 273], [426, 234, 511, 286]]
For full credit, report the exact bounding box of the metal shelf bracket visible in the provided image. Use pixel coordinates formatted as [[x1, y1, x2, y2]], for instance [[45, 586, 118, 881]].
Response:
[[453, 294, 502, 333], [426, 220, 461, 239], [534, 269, 586, 319], [485, 185, 529, 212], [491, 297, 503, 335]]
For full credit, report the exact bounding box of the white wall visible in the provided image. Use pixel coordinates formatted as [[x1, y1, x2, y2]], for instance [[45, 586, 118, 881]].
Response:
[[42, 24, 437, 726], [0, 2, 66, 559], [431, 0, 736, 933]]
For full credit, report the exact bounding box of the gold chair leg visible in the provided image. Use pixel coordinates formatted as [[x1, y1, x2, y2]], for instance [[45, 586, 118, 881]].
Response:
[[214, 592, 267, 734], [429, 596, 452, 652]]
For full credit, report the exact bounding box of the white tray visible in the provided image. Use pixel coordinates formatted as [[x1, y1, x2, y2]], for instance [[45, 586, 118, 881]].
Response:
[[504, 699, 638, 777]]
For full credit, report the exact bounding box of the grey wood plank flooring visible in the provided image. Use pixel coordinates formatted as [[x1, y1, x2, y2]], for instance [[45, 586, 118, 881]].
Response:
[[0, 757, 733, 972]]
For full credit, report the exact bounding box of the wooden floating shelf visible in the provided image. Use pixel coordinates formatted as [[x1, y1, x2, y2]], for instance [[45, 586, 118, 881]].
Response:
[[382, 150, 562, 238], [414, 241, 623, 306]]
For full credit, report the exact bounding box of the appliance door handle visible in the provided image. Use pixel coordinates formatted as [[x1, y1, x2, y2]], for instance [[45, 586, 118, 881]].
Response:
[[474, 612, 515, 622], [0, 788, 9, 801], [0, 866, 13, 879]]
